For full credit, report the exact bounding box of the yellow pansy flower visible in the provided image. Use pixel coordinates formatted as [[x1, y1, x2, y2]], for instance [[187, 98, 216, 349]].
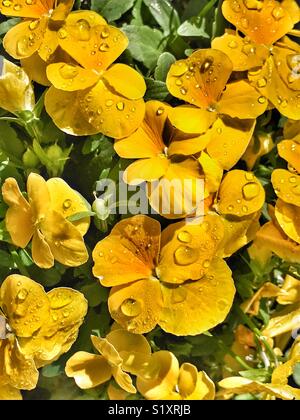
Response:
[[115, 100, 221, 219], [44, 20, 146, 138], [0, 274, 87, 392], [2, 173, 89, 268], [92, 214, 236, 336], [65, 330, 151, 393], [166, 49, 268, 169], [137, 351, 215, 400], [0, 57, 35, 113], [213, 1, 300, 119]]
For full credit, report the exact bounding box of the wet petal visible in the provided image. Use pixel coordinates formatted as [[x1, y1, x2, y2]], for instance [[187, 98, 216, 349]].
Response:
[[108, 278, 163, 334], [168, 106, 216, 134], [273, 44, 300, 92], [46, 63, 99, 91], [92, 215, 161, 287], [159, 258, 235, 336], [0, 0, 54, 18], [199, 151, 223, 194], [2, 178, 34, 248], [37, 27, 59, 62], [0, 57, 35, 112], [65, 352, 112, 389], [3, 17, 48, 60], [272, 169, 300, 207], [157, 215, 224, 284], [212, 31, 269, 71], [275, 199, 300, 244], [206, 117, 256, 170], [0, 275, 49, 338], [167, 49, 233, 109], [278, 140, 300, 173], [222, 0, 294, 45], [137, 351, 179, 400], [47, 178, 90, 236], [58, 23, 128, 72], [218, 80, 268, 119], [124, 157, 169, 185], [218, 170, 265, 216], [79, 79, 146, 139]]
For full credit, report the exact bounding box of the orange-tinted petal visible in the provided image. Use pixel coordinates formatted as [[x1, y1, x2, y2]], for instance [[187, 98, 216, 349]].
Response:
[[167, 49, 233, 109], [272, 169, 300, 206], [278, 140, 300, 173], [0, 0, 54, 18], [275, 199, 300, 244], [93, 215, 161, 287]]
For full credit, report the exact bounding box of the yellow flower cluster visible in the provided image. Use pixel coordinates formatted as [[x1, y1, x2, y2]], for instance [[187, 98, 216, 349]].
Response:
[[0, 0, 300, 401]]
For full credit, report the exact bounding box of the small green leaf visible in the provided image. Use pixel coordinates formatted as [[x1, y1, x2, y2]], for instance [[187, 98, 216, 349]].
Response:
[[81, 283, 109, 308], [177, 17, 209, 38], [122, 24, 165, 69], [0, 18, 20, 36], [145, 78, 170, 101], [91, 0, 135, 22], [293, 363, 300, 386], [239, 368, 271, 383], [154, 52, 176, 82], [143, 0, 180, 35]]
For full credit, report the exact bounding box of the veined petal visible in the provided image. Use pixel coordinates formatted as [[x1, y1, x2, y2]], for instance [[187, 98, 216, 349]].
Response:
[[222, 0, 294, 45], [27, 172, 51, 220], [38, 27, 59, 62], [31, 230, 54, 269], [212, 31, 269, 71], [157, 215, 224, 284], [112, 366, 136, 394], [103, 64, 146, 100], [108, 278, 163, 334], [58, 23, 128, 71], [92, 215, 161, 287], [65, 352, 112, 389], [79, 79, 146, 139], [3, 17, 48, 59], [159, 258, 235, 336], [46, 63, 99, 91], [206, 117, 256, 170], [47, 178, 90, 236], [0, 275, 50, 338], [218, 80, 268, 119], [218, 170, 265, 216], [2, 177, 34, 248], [124, 157, 169, 185], [0, 0, 54, 18], [167, 49, 233, 109]]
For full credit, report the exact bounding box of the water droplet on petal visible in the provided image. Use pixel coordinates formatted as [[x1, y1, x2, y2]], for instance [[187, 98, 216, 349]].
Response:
[[228, 40, 238, 49], [172, 62, 188, 76], [217, 299, 228, 311], [76, 19, 91, 41], [174, 246, 199, 266], [99, 43, 110, 52], [116, 102, 125, 111], [121, 298, 142, 317], [289, 176, 297, 183], [242, 182, 260, 200], [156, 107, 165, 116], [200, 56, 214, 73], [17, 288, 28, 302], [171, 287, 187, 304], [177, 231, 192, 243], [272, 6, 285, 20], [292, 184, 300, 196], [58, 28, 68, 39], [63, 199, 72, 210]]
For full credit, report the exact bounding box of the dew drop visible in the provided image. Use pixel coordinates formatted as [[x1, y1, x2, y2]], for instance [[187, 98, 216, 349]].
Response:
[[101, 28, 110, 39], [76, 19, 91, 41], [121, 298, 142, 317], [174, 246, 199, 266], [177, 231, 192, 244], [272, 6, 285, 20], [171, 287, 187, 304], [58, 28, 68, 39], [289, 176, 297, 183], [217, 299, 228, 311], [63, 199, 72, 210], [17, 288, 28, 302], [180, 87, 187, 95], [156, 107, 165, 116], [29, 20, 39, 31], [116, 102, 125, 111], [99, 43, 110, 52], [200, 56, 214, 73], [172, 62, 188, 76], [257, 77, 267, 88], [228, 40, 238, 48]]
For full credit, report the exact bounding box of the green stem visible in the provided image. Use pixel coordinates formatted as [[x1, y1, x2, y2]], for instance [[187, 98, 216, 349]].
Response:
[[199, 0, 219, 18]]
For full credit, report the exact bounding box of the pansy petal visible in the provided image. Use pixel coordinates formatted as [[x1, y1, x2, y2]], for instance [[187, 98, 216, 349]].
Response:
[[79, 79, 146, 139], [107, 383, 129, 400], [262, 306, 300, 338], [159, 258, 235, 336], [47, 178, 90, 236], [212, 31, 269, 71], [199, 151, 223, 194], [124, 157, 169, 185], [222, 0, 294, 45], [0, 384, 22, 400], [65, 10, 107, 27], [206, 117, 256, 170], [273, 44, 300, 92], [93, 215, 160, 287], [45, 87, 100, 136], [278, 140, 300, 173], [272, 169, 300, 206], [168, 134, 211, 156], [108, 278, 163, 334], [167, 49, 233, 108], [21, 53, 50, 86], [65, 352, 112, 389], [38, 27, 59, 62], [103, 64, 146, 100], [27, 172, 51, 219], [0, 275, 49, 338], [0, 0, 54, 18], [168, 106, 216, 134], [58, 23, 128, 71], [41, 210, 88, 267], [218, 81, 267, 119], [3, 17, 48, 59], [50, 0, 74, 21], [218, 170, 265, 216], [0, 58, 35, 112], [284, 119, 300, 139], [137, 351, 179, 400], [157, 215, 224, 284], [275, 199, 300, 244], [46, 63, 99, 91], [277, 275, 300, 305], [31, 230, 54, 269], [248, 57, 300, 119], [2, 178, 34, 248], [112, 366, 136, 394]]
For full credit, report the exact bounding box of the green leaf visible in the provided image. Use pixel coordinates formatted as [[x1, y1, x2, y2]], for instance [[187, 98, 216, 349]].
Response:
[[82, 134, 107, 155], [91, 0, 135, 22], [239, 368, 271, 383], [154, 52, 176, 82], [143, 0, 180, 35], [0, 18, 20, 36], [0, 121, 25, 164], [122, 24, 164, 69], [0, 249, 13, 268], [145, 78, 170, 101], [81, 283, 109, 308], [177, 17, 210, 38]]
